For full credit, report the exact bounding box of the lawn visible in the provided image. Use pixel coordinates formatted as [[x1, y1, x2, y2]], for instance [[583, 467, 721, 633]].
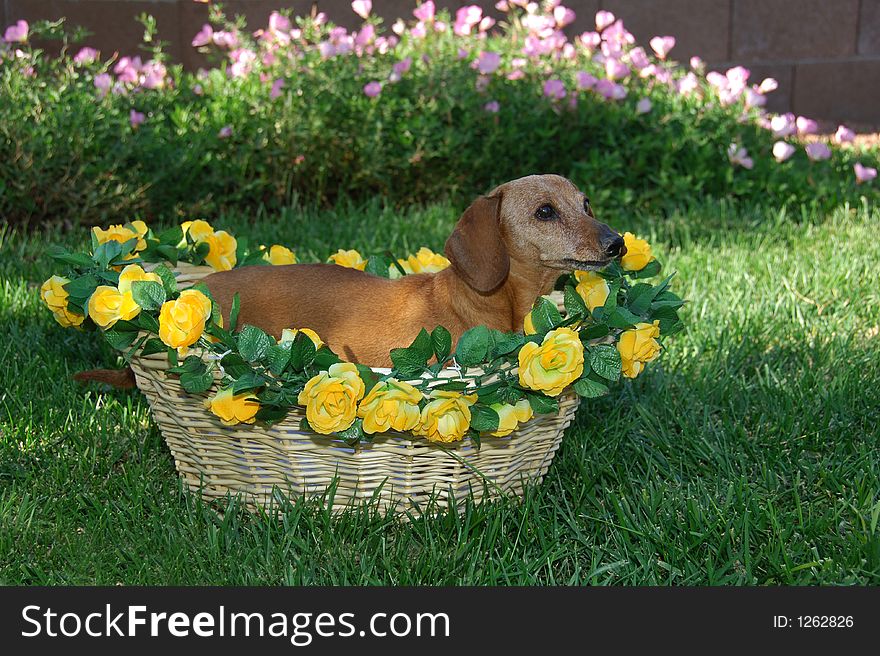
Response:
[[1, 197, 878, 585]]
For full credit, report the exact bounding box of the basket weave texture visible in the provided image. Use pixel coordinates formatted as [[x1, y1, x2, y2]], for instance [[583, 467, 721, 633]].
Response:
[[131, 263, 579, 513]]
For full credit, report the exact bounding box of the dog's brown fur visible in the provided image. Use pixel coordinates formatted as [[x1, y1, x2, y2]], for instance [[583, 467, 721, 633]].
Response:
[[203, 174, 623, 366]]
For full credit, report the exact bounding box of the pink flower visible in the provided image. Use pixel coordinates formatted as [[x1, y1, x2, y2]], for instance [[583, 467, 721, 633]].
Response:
[[476, 51, 501, 74], [73, 47, 99, 65], [268, 11, 291, 33], [218, 125, 233, 139], [636, 98, 652, 115], [94, 73, 112, 96], [804, 142, 831, 161], [457, 48, 469, 60], [676, 72, 699, 95], [628, 47, 650, 71], [484, 100, 500, 113], [543, 78, 566, 100], [554, 6, 576, 28], [354, 24, 375, 50], [727, 143, 753, 169], [392, 19, 406, 35], [454, 6, 483, 36], [212, 30, 239, 50], [796, 116, 818, 135], [758, 77, 778, 93], [475, 75, 490, 92], [228, 48, 256, 78], [192, 24, 213, 48], [3, 20, 28, 43], [649, 36, 675, 59], [575, 71, 597, 89], [140, 61, 166, 89], [192, 83, 203, 96], [854, 162, 877, 184], [689, 56, 704, 71], [114, 56, 142, 84], [604, 57, 629, 80], [270, 78, 285, 99], [414, 1, 436, 22], [388, 57, 412, 83], [579, 31, 600, 50], [129, 110, 145, 128], [595, 11, 616, 31], [834, 125, 855, 144], [772, 141, 795, 162], [363, 80, 382, 97], [770, 113, 796, 138], [351, 1, 372, 20], [595, 78, 626, 100]]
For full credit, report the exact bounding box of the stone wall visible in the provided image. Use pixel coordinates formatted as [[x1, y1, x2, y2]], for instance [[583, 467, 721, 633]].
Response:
[[3, 0, 878, 126]]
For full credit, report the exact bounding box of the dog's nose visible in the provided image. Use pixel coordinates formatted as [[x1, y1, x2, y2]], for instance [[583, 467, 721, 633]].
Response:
[[603, 234, 626, 259]]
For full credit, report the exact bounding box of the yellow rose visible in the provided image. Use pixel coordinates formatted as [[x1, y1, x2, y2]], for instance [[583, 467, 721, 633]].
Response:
[[489, 399, 534, 437], [574, 270, 611, 311], [92, 223, 146, 252], [88, 285, 140, 328], [130, 220, 149, 250], [298, 362, 365, 434], [617, 320, 661, 378], [158, 289, 212, 350], [280, 327, 324, 350], [412, 390, 477, 443], [207, 387, 260, 426], [203, 230, 237, 271], [620, 232, 654, 272], [356, 378, 423, 434], [264, 244, 297, 265], [328, 248, 367, 271], [183, 219, 214, 242], [518, 327, 584, 397], [40, 275, 84, 328], [117, 264, 162, 294], [399, 247, 450, 274]]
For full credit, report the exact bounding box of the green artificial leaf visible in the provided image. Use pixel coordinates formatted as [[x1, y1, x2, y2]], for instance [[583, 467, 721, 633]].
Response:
[[579, 323, 610, 341], [469, 404, 500, 432], [589, 345, 622, 381], [232, 371, 268, 394], [364, 254, 392, 278], [288, 335, 317, 371], [266, 344, 291, 375], [229, 293, 241, 332], [454, 325, 490, 366], [431, 326, 452, 363], [255, 405, 288, 425], [103, 329, 138, 351], [626, 283, 655, 315], [131, 280, 166, 312], [139, 337, 167, 357], [137, 311, 160, 333], [63, 275, 100, 306], [220, 353, 252, 378], [432, 380, 471, 392], [180, 369, 214, 394], [355, 364, 381, 395], [605, 306, 642, 329], [156, 244, 179, 264], [168, 355, 205, 375], [158, 225, 183, 246], [93, 240, 122, 269], [525, 392, 559, 415], [573, 376, 609, 398], [152, 264, 179, 296], [629, 260, 662, 279], [488, 330, 525, 358], [312, 347, 341, 370], [530, 296, 563, 334], [237, 324, 272, 362], [390, 347, 429, 378], [563, 285, 588, 319], [336, 418, 365, 445], [47, 246, 94, 269]]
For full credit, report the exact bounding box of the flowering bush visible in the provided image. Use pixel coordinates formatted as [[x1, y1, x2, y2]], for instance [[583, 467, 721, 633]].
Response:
[[41, 218, 684, 445], [1, 3, 876, 225]]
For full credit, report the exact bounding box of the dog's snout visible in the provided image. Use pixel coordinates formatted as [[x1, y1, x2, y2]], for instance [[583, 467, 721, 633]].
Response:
[[602, 233, 626, 259]]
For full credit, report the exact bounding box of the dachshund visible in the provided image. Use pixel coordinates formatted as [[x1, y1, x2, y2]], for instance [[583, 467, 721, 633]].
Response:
[[75, 174, 625, 385]]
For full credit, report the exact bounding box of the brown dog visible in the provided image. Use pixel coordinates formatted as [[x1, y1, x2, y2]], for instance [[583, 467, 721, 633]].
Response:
[[203, 174, 624, 366]]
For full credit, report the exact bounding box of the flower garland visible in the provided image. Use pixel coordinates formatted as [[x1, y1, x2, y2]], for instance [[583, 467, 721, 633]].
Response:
[[42, 219, 685, 445]]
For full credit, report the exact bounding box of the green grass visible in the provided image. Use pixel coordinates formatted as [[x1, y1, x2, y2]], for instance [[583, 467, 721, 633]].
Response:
[[1, 197, 879, 585]]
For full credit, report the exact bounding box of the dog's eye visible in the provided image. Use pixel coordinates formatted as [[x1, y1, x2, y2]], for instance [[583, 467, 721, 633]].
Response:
[[535, 204, 557, 221], [583, 197, 592, 214]]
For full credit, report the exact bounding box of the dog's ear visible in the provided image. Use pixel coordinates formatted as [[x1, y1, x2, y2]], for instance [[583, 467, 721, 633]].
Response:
[[444, 193, 509, 293]]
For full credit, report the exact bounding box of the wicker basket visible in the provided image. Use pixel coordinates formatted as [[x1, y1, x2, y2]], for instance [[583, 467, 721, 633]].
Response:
[[131, 264, 579, 514]]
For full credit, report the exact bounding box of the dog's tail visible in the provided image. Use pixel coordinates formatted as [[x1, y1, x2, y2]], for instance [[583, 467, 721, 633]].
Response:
[[73, 367, 137, 389]]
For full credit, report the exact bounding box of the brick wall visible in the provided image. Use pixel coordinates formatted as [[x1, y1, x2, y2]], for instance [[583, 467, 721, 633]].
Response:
[[3, 0, 878, 126]]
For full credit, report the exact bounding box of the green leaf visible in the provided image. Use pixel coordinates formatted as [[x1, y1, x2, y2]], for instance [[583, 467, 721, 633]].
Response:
[[579, 323, 610, 341], [431, 326, 452, 363], [390, 347, 429, 378], [229, 293, 241, 332], [158, 225, 183, 246], [152, 264, 179, 296], [139, 337, 167, 357], [563, 285, 588, 319], [47, 246, 94, 269], [63, 275, 100, 305], [364, 254, 392, 278], [432, 380, 471, 392], [232, 372, 268, 394], [409, 328, 434, 362], [626, 283, 655, 315], [266, 344, 291, 376], [131, 280, 166, 312], [312, 347, 341, 370], [180, 369, 214, 394], [530, 296, 563, 334], [589, 345, 622, 381], [168, 355, 205, 375], [469, 404, 500, 432], [288, 335, 316, 371], [156, 244, 179, 264], [573, 376, 609, 398], [103, 329, 138, 351], [237, 324, 272, 362], [336, 418, 365, 445], [629, 259, 661, 279], [355, 365, 381, 395], [220, 353, 252, 377], [137, 311, 160, 334], [93, 240, 122, 269], [489, 330, 525, 358], [454, 325, 490, 366], [605, 306, 641, 329], [255, 405, 288, 425], [525, 392, 559, 415]]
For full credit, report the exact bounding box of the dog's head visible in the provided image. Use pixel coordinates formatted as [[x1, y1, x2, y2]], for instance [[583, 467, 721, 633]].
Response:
[[445, 174, 625, 292]]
